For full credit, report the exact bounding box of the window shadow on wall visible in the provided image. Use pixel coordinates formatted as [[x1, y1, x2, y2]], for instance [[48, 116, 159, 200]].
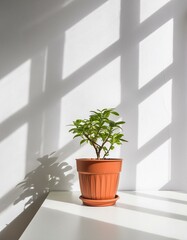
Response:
[[0, 0, 187, 238], [119, 0, 187, 191]]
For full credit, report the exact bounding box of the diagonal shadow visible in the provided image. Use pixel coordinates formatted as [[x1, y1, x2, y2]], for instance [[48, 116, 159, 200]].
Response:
[[0, 194, 47, 240], [0, 188, 22, 215], [117, 202, 187, 221], [126, 191, 187, 205], [137, 125, 171, 162], [138, 65, 173, 103], [136, 1, 173, 42]]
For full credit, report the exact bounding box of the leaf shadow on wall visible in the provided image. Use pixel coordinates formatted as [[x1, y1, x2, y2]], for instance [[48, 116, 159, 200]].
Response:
[[14, 152, 74, 208]]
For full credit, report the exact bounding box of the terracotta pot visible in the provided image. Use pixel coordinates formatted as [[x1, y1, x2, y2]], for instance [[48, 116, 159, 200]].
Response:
[[76, 158, 122, 206]]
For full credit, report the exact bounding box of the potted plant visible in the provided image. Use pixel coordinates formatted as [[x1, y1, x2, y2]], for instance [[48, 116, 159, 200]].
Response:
[[69, 108, 127, 206]]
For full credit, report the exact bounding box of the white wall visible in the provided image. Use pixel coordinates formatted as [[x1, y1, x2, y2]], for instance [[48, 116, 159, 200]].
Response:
[[0, 0, 187, 237]]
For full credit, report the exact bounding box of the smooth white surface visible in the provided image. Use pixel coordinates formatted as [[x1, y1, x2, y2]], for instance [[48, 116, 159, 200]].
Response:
[[20, 191, 187, 240]]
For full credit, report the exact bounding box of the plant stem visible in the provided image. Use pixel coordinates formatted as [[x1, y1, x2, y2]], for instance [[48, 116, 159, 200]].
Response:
[[83, 133, 101, 159], [103, 144, 112, 158]]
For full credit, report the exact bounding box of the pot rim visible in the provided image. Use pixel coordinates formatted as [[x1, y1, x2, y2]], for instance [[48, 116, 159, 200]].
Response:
[[76, 158, 123, 162]]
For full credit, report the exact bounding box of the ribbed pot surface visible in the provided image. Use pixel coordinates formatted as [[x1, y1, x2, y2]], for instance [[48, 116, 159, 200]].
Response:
[[76, 158, 122, 200]]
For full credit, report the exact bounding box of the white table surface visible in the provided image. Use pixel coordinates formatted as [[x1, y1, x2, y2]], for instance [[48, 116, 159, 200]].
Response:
[[19, 191, 187, 240]]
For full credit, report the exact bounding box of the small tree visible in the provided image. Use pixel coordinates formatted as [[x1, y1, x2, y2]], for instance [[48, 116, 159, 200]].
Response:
[[69, 108, 127, 159]]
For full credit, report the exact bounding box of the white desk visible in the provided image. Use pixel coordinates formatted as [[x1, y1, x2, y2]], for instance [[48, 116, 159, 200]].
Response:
[[19, 191, 187, 240]]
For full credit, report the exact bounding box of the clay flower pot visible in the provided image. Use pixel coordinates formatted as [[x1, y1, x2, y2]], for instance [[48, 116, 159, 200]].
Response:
[[76, 158, 122, 206]]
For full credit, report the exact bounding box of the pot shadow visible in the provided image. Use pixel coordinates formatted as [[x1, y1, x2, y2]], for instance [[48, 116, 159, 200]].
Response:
[[14, 152, 74, 208]]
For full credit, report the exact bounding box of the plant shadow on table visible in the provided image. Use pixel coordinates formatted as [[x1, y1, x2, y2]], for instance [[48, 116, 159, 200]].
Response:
[[14, 152, 74, 208], [0, 152, 74, 240]]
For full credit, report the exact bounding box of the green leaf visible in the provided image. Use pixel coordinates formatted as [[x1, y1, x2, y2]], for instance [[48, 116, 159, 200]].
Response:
[[103, 146, 108, 152], [117, 134, 124, 138], [111, 111, 119, 116], [116, 121, 125, 125], [69, 128, 76, 132], [109, 120, 116, 127], [90, 111, 100, 115], [80, 139, 87, 145], [73, 134, 81, 139], [121, 139, 128, 142]]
